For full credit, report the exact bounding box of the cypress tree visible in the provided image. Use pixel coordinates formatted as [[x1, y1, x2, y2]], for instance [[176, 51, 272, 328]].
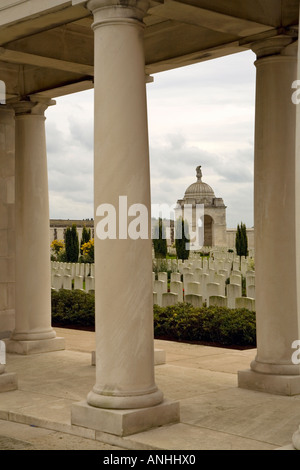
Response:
[[65, 224, 79, 262], [241, 222, 248, 257], [153, 218, 167, 259], [235, 224, 241, 256], [235, 222, 248, 258], [175, 217, 190, 260], [81, 225, 91, 253]]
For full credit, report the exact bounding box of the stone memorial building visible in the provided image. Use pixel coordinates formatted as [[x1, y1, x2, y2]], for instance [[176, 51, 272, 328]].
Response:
[[177, 165, 227, 247]]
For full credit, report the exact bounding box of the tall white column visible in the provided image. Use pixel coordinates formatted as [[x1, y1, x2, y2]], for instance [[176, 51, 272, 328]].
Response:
[[72, 0, 179, 437], [238, 36, 300, 395], [6, 97, 64, 354], [0, 339, 17, 391], [291, 6, 300, 450], [0, 106, 15, 338], [0, 105, 17, 390]]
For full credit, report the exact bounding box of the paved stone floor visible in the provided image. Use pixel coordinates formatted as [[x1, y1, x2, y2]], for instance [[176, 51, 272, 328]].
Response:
[[0, 328, 298, 450], [0, 420, 122, 450]]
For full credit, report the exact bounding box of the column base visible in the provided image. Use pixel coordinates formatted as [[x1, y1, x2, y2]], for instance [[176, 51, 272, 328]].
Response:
[[238, 369, 300, 396], [292, 427, 300, 449], [5, 337, 65, 355], [0, 372, 18, 392], [71, 399, 180, 437], [91, 349, 166, 366]]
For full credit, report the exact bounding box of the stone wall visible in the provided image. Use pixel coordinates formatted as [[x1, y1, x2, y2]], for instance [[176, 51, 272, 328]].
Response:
[[226, 228, 254, 250], [50, 220, 94, 244]]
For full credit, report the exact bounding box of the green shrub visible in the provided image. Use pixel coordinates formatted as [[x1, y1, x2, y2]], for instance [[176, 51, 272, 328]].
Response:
[[51, 289, 95, 327], [152, 258, 178, 281], [51, 290, 256, 347], [153, 303, 256, 347]]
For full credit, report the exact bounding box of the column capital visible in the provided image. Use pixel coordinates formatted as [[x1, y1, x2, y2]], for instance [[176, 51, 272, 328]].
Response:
[[87, 0, 149, 24], [10, 95, 55, 117], [251, 35, 297, 59]]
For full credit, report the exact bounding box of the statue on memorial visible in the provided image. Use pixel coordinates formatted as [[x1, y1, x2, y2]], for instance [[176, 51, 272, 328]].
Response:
[[196, 165, 202, 182]]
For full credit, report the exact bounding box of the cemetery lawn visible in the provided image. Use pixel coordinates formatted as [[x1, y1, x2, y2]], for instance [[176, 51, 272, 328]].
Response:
[[51, 290, 256, 350]]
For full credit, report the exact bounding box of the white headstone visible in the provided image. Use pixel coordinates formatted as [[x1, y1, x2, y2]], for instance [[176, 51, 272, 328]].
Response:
[[53, 274, 63, 291], [0, 341, 6, 365], [170, 281, 183, 302], [170, 272, 181, 282], [153, 280, 167, 306], [207, 282, 221, 298], [158, 272, 168, 283], [63, 275, 72, 290], [227, 283, 242, 309], [186, 281, 201, 296], [184, 294, 203, 308], [209, 295, 227, 308], [235, 297, 255, 311], [162, 292, 178, 307], [183, 273, 195, 289], [74, 275, 84, 290], [247, 284, 255, 299]]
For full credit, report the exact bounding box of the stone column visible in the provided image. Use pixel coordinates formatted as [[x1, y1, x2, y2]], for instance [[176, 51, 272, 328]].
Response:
[[292, 22, 300, 450], [71, 0, 179, 436], [6, 97, 64, 354], [0, 339, 17, 391], [0, 106, 17, 391], [0, 106, 15, 338], [238, 36, 300, 395]]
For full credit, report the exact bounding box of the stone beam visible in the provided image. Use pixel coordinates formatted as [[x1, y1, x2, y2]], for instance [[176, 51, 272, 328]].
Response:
[[0, 3, 90, 44], [28, 80, 94, 99], [0, 47, 94, 76], [147, 0, 275, 37], [145, 41, 245, 74]]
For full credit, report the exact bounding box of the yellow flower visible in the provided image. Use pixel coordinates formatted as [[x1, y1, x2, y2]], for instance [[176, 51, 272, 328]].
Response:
[[82, 238, 94, 255], [51, 239, 65, 252]]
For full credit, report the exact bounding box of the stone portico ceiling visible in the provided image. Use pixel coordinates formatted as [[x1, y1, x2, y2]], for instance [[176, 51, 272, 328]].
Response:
[[2, 0, 300, 445], [0, 0, 298, 101]]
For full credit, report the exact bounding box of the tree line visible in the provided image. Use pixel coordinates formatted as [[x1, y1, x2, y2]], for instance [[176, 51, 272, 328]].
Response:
[[51, 224, 94, 263], [52, 219, 249, 263]]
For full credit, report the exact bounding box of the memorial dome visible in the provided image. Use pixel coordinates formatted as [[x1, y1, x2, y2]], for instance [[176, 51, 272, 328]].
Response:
[[184, 166, 215, 204]]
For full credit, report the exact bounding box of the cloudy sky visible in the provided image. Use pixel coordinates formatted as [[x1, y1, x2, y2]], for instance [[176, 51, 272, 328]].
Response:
[[45, 49, 256, 229]]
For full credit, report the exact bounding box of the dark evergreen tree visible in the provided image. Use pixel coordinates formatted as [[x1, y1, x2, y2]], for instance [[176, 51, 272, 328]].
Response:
[[65, 224, 79, 262], [153, 218, 167, 258], [241, 222, 248, 257], [235, 224, 241, 256], [175, 217, 190, 260], [235, 222, 248, 258], [80, 225, 91, 253]]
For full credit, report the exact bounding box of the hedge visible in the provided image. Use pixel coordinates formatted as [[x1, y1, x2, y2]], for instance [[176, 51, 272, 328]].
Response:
[[51, 289, 256, 347], [51, 289, 95, 327], [153, 303, 256, 347]]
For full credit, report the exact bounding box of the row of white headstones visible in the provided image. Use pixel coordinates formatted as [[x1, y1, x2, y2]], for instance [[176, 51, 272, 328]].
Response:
[[51, 251, 255, 310]]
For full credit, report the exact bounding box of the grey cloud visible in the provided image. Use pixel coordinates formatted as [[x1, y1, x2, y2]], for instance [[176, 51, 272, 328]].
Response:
[[149, 51, 256, 104], [68, 117, 94, 151], [149, 133, 253, 227], [44, 53, 255, 225], [46, 121, 68, 155]]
